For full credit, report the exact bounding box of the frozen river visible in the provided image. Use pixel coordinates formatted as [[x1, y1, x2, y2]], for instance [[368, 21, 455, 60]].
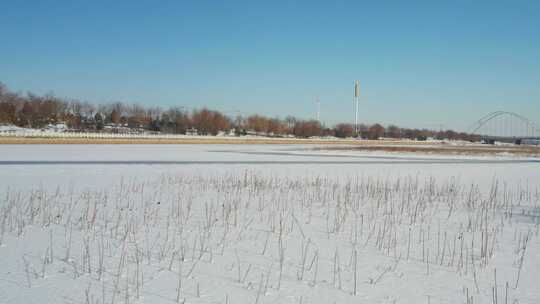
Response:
[[1, 144, 539, 190], [1, 144, 540, 304]]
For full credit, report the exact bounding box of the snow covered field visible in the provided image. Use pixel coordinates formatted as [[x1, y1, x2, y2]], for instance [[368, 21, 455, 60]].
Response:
[[1, 144, 539, 304]]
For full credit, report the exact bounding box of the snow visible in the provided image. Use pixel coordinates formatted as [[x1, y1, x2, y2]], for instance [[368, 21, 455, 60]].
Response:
[[0, 125, 32, 132], [0, 144, 539, 304], [308, 147, 539, 161]]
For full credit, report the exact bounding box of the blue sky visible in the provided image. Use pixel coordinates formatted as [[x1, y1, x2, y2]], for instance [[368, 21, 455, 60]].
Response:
[[1, 0, 539, 130]]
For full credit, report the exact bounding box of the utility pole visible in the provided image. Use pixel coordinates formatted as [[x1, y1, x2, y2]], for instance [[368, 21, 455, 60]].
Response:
[[354, 80, 360, 137]]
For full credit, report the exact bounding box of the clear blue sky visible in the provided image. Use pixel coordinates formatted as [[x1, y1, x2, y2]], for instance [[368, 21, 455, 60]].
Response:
[[1, 0, 539, 130]]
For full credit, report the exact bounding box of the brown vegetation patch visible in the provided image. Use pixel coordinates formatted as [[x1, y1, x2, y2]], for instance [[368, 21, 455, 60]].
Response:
[[316, 145, 540, 157]]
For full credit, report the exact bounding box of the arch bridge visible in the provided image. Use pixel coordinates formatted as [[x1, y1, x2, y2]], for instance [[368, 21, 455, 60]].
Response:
[[468, 111, 540, 144]]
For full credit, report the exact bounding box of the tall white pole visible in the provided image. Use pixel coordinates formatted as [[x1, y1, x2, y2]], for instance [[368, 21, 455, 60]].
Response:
[[316, 96, 320, 122], [354, 80, 360, 137], [355, 96, 358, 136]]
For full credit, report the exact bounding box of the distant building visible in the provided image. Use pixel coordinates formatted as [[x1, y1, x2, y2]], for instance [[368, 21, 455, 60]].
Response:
[[103, 123, 131, 133], [45, 122, 67, 132], [186, 127, 198, 136]]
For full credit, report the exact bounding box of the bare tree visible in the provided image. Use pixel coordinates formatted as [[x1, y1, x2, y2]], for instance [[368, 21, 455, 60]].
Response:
[[386, 125, 401, 138], [335, 123, 353, 138], [366, 123, 385, 140]]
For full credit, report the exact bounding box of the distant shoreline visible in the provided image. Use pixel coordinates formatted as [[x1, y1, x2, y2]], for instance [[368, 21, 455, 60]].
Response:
[[0, 136, 420, 145], [1, 136, 539, 157]]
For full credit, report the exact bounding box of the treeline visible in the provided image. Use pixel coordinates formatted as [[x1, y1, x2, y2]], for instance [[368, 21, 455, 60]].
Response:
[[0, 82, 479, 140]]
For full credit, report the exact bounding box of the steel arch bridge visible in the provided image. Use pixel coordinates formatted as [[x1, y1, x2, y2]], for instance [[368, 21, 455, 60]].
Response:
[[468, 111, 540, 141]]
